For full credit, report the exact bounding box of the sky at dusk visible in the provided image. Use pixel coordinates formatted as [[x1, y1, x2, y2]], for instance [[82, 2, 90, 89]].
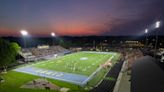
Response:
[[0, 0, 164, 36]]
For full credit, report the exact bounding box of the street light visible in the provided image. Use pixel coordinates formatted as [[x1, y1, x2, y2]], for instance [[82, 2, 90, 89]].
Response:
[[154, 21, 161, 57], [145, 29, 148, 48], [20, 30, 28, 48], [51, 32, 55, 46]]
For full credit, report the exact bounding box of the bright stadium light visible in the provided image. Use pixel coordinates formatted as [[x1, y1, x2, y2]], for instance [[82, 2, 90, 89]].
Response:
[[20, 30, 28, 36], [155, 21, 160, 28], [154, 20, 161, 57], [145, 28, 148, 48], [51, 32, 55, 37], [145, 29, 148, 34], [51, 32, 56, 46], [20, 29, 28, 48]]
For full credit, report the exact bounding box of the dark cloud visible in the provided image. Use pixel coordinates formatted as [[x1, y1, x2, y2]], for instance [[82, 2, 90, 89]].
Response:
[[101, 0, 164, 36]]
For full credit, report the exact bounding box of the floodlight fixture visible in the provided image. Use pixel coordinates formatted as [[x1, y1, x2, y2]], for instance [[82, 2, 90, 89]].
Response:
[[51, 32, 55, 37], [20, 29, 28, 48], [155, 21, 160, 28], [145, 29, 148, 34], [20, 30, 28, 36], [154, 20, 161, 57]]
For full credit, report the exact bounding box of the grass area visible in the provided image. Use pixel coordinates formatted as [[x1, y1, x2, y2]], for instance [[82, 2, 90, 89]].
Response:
[[0, 71, 86, 92], [32, 52, 113, 76], [0, 51, 120, 92]]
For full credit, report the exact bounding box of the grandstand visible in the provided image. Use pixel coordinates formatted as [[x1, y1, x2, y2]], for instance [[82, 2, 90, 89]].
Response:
[[20, 45, 70, 62]]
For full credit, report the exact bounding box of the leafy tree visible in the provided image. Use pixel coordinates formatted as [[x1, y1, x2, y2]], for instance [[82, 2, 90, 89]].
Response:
[[0, 38, 21, 68], [10, 42, 21, 55]]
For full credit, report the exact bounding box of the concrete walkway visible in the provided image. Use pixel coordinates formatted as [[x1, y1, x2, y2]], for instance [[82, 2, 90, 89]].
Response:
[[117, 72, 130, 92], [113, 60, 130, 92]]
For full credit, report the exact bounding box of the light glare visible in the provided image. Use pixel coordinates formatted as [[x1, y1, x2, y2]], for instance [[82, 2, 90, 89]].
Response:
[[155, 21, 160, 28], [20, 30, 28, 36], [51, 32, 55, 37], [145, 29, 148, 34]]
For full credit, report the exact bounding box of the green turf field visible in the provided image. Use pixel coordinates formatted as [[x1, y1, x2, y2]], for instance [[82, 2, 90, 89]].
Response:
[[32, 52, 113, 76]]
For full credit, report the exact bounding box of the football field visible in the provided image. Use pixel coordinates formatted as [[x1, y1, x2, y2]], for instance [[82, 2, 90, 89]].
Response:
[[33, 51, 114, 76], [14, 51, 119, 86]]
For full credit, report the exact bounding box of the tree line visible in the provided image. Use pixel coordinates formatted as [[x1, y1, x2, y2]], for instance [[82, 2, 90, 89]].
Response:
[[0, 38, 20, 69]]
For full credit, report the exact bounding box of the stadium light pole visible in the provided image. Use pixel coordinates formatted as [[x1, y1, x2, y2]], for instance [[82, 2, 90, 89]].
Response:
[[20, 30, 28, 48], [93, 40, 96, 50], [154, 21, 160, 57], [145, 28, 148, 49], [51, 32, 56, 46]]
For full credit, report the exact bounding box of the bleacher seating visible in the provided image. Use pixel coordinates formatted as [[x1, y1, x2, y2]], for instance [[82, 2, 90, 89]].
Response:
[[21, 45, 70, 61], [90, 60, 123, 92]]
